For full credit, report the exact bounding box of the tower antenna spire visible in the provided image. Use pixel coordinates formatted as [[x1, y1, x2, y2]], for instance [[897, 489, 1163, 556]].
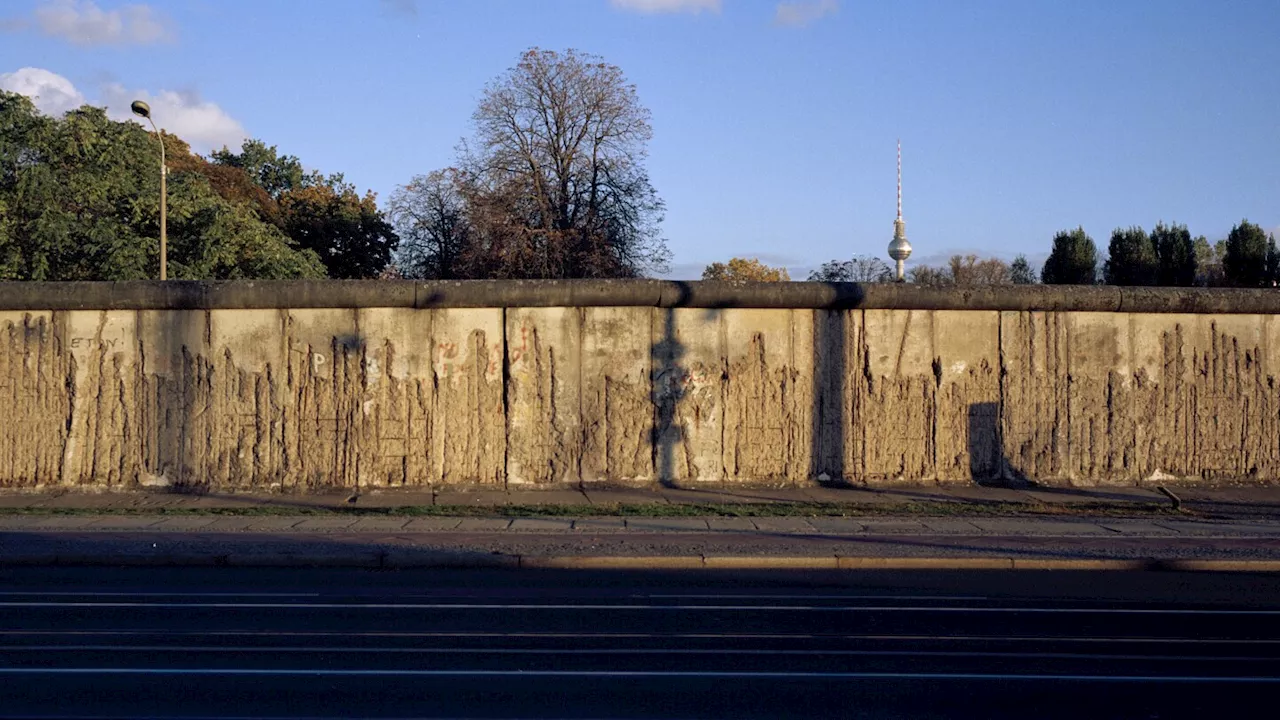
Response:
[[897, 138, 902, 220]]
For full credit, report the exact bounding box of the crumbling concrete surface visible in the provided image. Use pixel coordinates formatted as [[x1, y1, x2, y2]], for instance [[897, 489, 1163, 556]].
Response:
[[1, 304, 1277, 490]]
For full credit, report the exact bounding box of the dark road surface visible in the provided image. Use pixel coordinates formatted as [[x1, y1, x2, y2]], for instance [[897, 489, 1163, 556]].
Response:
[[1, 567, 1279, 719]]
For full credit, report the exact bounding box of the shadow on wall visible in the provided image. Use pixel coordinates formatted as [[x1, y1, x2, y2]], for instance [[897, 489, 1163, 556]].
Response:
[[968, 400, 1026, 486], [811, 302, 847, 486], [651, 282, 690, 488]]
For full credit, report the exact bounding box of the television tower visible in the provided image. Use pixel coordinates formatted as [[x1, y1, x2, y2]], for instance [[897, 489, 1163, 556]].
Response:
[[887, 139, 912, 282]]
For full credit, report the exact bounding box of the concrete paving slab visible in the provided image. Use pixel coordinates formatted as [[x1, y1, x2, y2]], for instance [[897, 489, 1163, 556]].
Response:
[[920, 519, 986, 534], [1153, 520, 1280, 536], [1096, 520, 1181, 536], [571, 518, 628, 532], [506, 491, 590, 506], [856, 519, 930, 534], [85, 517, 165, 530], [455, 518, 513, 531], [581, 489, 668, 505], [149, 517, 219, 530], [37, 494, 133, 509], [806, 517, 866, 534], [750, 518, 817, 533], [291, 517, 362, 531], [402, 518, 463, 531], [508, 518, 575, 532], [348, 518, 411, 532], [1023, 488, 1164, 504], [435, 492, 507, 507], [0, 495, 48, 508], [927, 487, 1036, 503], [242, 517, 309, 531], [625, 518, 710, 532], [13, 516, 103, 529], [350, 492, 435, 508], [971, 519, 1115, 535], [658, 489, 787, 505], [660, 486, 757, 504], [201, 518, 268, 531], [801, 488, 900, 504], [704, 517, 757, 531]]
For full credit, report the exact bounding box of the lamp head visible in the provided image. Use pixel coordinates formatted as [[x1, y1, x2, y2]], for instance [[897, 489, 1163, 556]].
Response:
[[130, 100, 151, 119]]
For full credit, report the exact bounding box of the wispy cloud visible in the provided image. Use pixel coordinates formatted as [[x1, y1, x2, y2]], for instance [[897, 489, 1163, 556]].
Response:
[[1, 67, 246, 153], [773, 0, 838, 28], [610, 0, 721, 15], [380, 0, 417, 17], [2, 0, 175, 46]]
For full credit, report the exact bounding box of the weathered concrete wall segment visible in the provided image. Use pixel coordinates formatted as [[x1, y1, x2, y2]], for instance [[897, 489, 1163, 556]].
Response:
[[2, 282, 1279, 489]]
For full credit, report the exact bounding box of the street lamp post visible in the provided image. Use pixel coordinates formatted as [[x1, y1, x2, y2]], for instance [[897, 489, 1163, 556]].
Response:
[[131, 100, 166, 281]]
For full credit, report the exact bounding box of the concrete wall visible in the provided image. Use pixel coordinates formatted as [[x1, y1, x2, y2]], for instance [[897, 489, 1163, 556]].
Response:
[[2, 281, 1279, 490]]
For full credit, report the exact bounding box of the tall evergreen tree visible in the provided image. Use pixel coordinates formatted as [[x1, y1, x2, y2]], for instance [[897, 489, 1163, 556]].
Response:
[[1103, 226, 1157, 285], [1041, 227, 1098, 285], [1223, 220, 1271, 288], [1150, 221, 1197, 286], [1010, 254, 1036, 284]]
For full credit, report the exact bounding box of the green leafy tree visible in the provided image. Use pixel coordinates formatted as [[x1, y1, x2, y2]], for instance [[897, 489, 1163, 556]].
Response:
[[0, 89, 324, 280], [1150, 222, 1197, 287], [1223, 220, 1271, 288], [1103, 226, 1157, 286], [1041, 227, 1098, 285], [702, 257, 790, 282], [212, 141, 398, 278], [1010, 255, 1036, 284]]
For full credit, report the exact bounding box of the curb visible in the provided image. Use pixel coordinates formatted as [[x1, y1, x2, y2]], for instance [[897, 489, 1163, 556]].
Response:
[[5, 552, 1280, 572]]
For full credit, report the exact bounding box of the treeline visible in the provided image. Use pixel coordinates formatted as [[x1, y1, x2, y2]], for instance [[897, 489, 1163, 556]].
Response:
[[0, 90, 396, 281], [704, 220, 1277, 288]]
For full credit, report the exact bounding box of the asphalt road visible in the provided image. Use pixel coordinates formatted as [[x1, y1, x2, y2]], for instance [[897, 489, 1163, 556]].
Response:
[[1, 567, 1279, 719]]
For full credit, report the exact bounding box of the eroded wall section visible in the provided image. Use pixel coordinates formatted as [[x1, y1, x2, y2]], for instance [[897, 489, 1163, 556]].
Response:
[[1, 306, 1277, 488]]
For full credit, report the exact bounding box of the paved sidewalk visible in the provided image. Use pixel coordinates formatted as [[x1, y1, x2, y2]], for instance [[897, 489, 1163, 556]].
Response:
[[3, 514, 1280, 536], [3, 483, 1275, 511]]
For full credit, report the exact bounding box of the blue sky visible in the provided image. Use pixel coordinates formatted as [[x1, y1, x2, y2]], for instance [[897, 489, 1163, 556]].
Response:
[[2, 0, 1278, 278]]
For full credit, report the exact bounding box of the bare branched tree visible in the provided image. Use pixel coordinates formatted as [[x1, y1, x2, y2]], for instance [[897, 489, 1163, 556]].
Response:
[[807, 255, 892, 282], [386, 169, 471, 279], [453, 48, 669, 278]]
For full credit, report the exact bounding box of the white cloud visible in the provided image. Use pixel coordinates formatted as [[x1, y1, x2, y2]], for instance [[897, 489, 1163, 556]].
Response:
[[610, 0, 721, 14], [1, 67, 245, 153], [773, 0, 838, 27], [100, 83, 246, 152], [0, 67, 87, 115], [30, 0, 173, 46]]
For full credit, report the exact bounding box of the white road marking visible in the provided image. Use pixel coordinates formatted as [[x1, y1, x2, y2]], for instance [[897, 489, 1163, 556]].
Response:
[[1, 630, 1277, 644], [0, 645, 1270, 662], [0, 668, 1275, 682], [0, 601, 1277, 614]]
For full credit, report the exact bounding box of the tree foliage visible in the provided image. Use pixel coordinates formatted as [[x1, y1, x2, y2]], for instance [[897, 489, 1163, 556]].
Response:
[[211, 141, 397, 279], [0, 90, 325, 280], [807, 255, 892, 282], [1150, 222, 1197, 287], [702, 257, 790, 283], [1223, 220, 1271, 288], [1010, 255, 1036, 284], [1041, 227, 1098, 285], [390, 48, 669, 279], [1193, 235, 1224, 287], [1103, 226, 1157, 286]]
